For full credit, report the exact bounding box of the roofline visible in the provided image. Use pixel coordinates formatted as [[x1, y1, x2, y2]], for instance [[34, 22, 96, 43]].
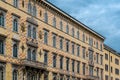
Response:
[[43, 0, 105, 40], [104, 44, 120, 57]]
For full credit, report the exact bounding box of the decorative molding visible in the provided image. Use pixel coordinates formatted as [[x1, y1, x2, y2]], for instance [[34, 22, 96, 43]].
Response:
[[20, 23, 25, 32]]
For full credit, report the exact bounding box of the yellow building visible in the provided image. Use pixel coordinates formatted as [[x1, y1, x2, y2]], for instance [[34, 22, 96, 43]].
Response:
[[104, 45, 120, 80], [0, 0, 119, 80]]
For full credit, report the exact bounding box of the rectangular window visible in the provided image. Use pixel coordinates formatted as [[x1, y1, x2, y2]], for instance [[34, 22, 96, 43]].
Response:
[[53, 54, 56, 67], [111, 56, 112, 62], [115, 58, 119, 65], [13, 16, 19, 32], [96, 68, 99, 77], [44, 50, 48, 64], [13, 0, 19, 8], [82, 47, 86, 59], [52, 34, 56, 48], [89, 66, 93, 76], [105, 75, 108, 80], [83, 63, 85, 75], [60, 21, 63, 30], [100, 55, 103, 65], [72, 60, 75, 72], [77, 45, 80, 56], [66, 40, 69, 52], [66, 25, 69, 34], [0, 11, 5, 27], [53, 73, 57, 80], [89, 37, 93, 46], [105, 64, 108, 71], [44, 12, 48, 23], [60, 38, 63, 50], [72, 43, 74, 54], [0, 39, 4, 54], [115, 68, 119, 75], [44, 30, 48, 44], [96, 53, 99, 63], [77, 61, 80, 73], [111, 67, 113, 73], [60, 56, 63, 69], [77, 31, 80, 39], [66, 58, 69, 71], [89, 50, 93, 61], [53, 17, 56, 27], [105, 53, 108, 60]]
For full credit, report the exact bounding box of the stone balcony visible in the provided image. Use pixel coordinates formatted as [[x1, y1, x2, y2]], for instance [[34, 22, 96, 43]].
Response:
[[88, 60, 94, 66], [26, 38, 38, 48], [86, 75, 99, 80], [22, 59, 47, 70]]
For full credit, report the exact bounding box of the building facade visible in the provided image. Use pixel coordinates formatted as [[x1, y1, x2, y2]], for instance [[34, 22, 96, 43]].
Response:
[[104, 45, 120, 80], [0, 0, 119, 80]]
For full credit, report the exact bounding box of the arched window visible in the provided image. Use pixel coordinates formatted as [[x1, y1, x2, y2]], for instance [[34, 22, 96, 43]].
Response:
[[32, 50, 36, 61], [28, 25, 31, 37], [44, 12, 48, 23], [27, 48, 31, 60], [0, 67, 4, 80], [53, 17, 56, 27], [13, 19, 18, 32], [33, 27, 36, 39], [12, 70, 18, 80], [13, 43, 18, 58], [0, 12, 5, 27], [33, 6, 37, 16], [28, 2, 32, 14]]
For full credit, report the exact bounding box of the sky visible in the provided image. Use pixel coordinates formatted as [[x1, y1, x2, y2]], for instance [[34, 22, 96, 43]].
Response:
[[48, 0, 120, 52]]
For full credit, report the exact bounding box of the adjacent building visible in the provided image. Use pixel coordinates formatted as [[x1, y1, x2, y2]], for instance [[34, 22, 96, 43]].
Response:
[[0, 0, 119, 80]]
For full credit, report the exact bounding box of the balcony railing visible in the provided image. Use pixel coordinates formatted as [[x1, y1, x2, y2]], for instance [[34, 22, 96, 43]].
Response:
[[86, 75, 99, 80], [22, 59, 47, 70]]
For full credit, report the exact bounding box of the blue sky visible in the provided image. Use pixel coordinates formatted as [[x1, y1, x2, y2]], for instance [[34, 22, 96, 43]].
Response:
[[48, 0, 120, 52]]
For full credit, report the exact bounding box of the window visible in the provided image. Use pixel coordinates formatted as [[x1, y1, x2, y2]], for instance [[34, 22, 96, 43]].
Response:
[[12, 69, 18, 80], [77, 61, 80, 73], [13, 41, 18, 58], [53, 17, 56, 27], [100, 55, 103, 65], [82, 47, 86, 59], [60, 74, 64, 80], [72, 60, 75, 72], [44, 72, 48, 80], [105, 53, 108, 60], [96, 68, 99, 77], [44, 30, 48, 44], [0, 66, 4, 80], [89, 66, 93, 76], [89, 50, 93, 61], [0, 12, 5, 27], [83, 63, 85, 75], [89, 37, 93, 46], [33, 6, 37, 16], [115, 68, 119, 75], [13, 0, 19, 8], [53, 54, 56, 67], [100, 43, 102, 51], [44, 50, 48, 64], [82, 33, 85, 42], [66, 40, 69, 52], [72, 43, 74, 54], [96, 42, 98, 49], [27, 24, 37, 39], [115, 58, 119, 65], [32, 50, 36, 61], [100, 69, 103, 80], [77, 31, 79, 39], [66, 58, 69, 71], [77, 45, 80, 56], [60, 21, 63, 30], [44, 12, 48, 23], [28, 2, 32, 14], [105, 75, 108, 80], [111, 67, 113, 73], [13, 18, 18, 32], [0, 39, 4, 54], [33, 27, 36, 39], [60, 56, 63, 69], [105, 64, 108, 71], [59, 38, 63, 50], [72, 28, 74, 37], [27, 49, 36, 61], [96, 53, 99, 63], [111, 56, 112, 62], [66, 76, 70, 80], [115, 78, 119, 80], [53, 73, 57, 80], [66, 25, 69, 34], [52, 34, 56, 47]]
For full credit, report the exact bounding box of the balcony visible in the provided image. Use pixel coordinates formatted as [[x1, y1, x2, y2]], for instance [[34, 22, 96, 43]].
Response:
[[88, 60, 94, 66], [26, 38, 38, 48], [86, 75, 99, 80], [22, 59, 47, 70]]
